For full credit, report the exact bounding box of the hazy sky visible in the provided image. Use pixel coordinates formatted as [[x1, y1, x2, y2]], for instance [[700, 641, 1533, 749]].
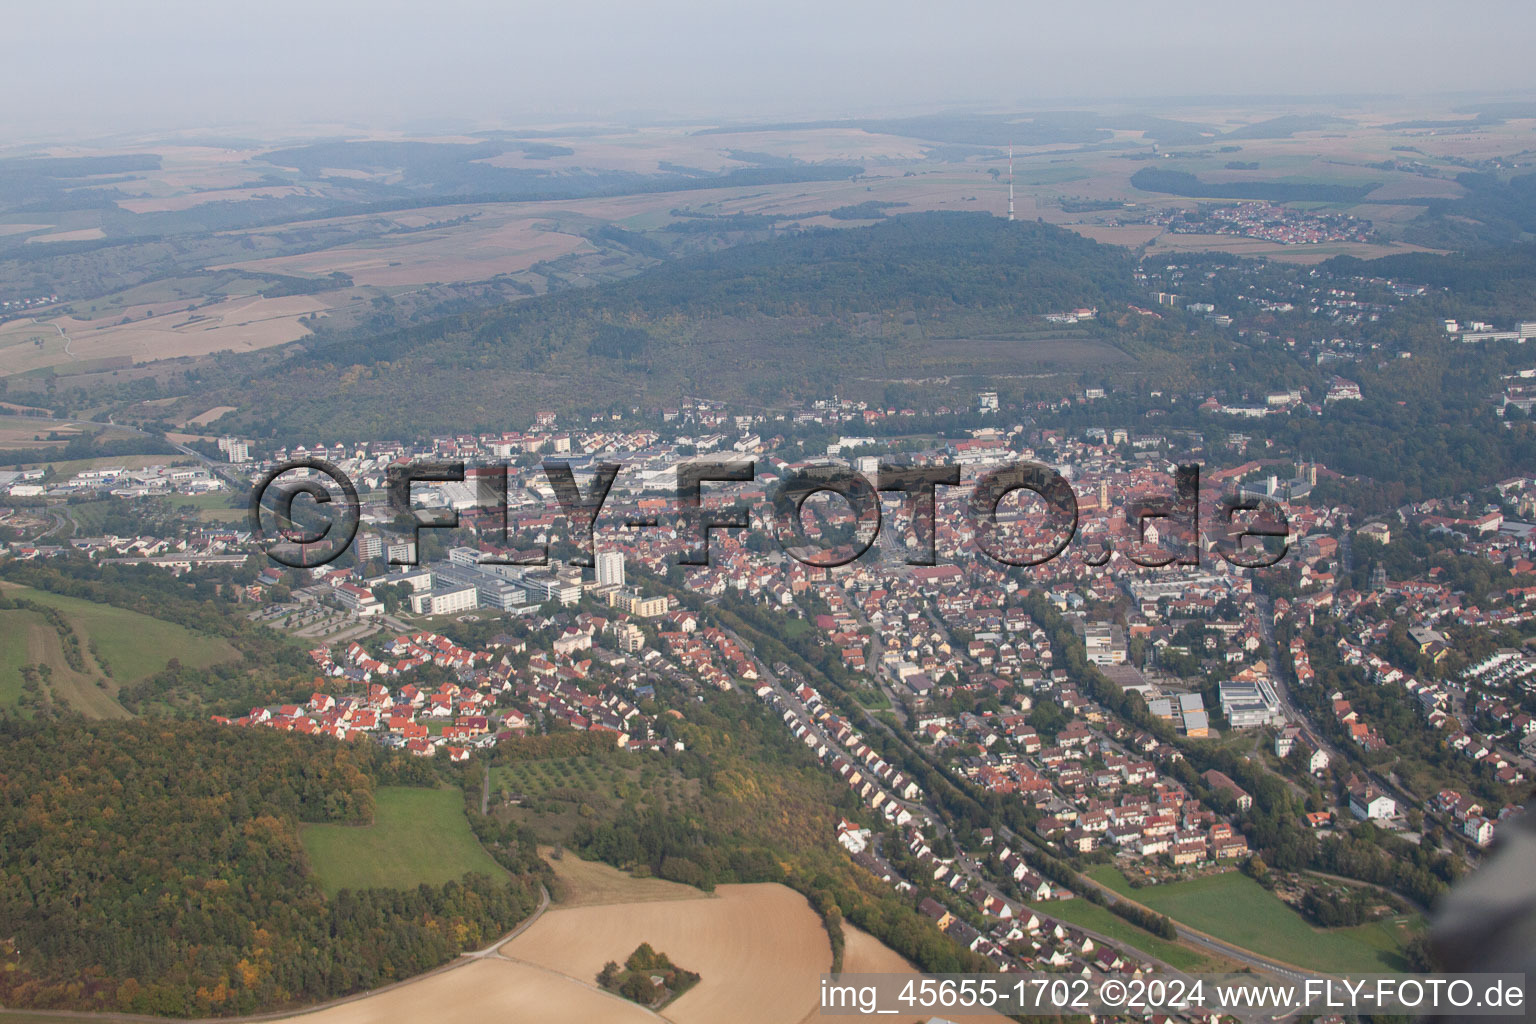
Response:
[[7, 0, 1536, 138]]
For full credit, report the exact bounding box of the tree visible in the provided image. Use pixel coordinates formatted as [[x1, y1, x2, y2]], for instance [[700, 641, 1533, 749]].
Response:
[[620, 972, 656, 1003], [1242, 853, 1271, 887]]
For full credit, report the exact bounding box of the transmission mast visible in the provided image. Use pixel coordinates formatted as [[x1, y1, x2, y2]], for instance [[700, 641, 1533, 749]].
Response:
[[1008, 143, 1015, 221]]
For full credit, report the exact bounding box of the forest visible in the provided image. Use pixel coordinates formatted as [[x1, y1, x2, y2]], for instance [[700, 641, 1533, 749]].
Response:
[[1400, 173, 1536, 248], [0, 717, 543, 1017], [201, 211, 1137, 440], [1325, 241, 1536, 312], [1130, 168, 1378, 203], [597, 943, 700, 1007]]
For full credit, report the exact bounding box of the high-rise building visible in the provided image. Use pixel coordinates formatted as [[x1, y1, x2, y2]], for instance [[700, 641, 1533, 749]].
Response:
[[355, 533, 382, 560], [596, 549, 625, 588], [217, 436, 250, 463]]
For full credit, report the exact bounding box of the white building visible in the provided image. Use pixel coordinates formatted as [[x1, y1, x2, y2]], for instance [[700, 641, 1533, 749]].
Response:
[[217, 436, 251, 463], [596, 549, 626, 588], [410, 584, 478, 616], [334, 583, 383, 617], [1275, 724, 1301, 757], [378, 568, 432, 592], [1083, 623, 1127, 666], [1348, 781, 1396, 821], [836, 819, 872, 855]]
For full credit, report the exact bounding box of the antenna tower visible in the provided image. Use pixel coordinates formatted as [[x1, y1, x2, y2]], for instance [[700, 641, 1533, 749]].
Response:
[[1008, 144, 1015, 221]]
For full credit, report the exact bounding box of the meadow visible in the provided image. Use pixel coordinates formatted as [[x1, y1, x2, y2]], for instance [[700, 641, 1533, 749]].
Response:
[[300, 786, 507, 897], [541, 848, 704, 908], [0, 582, 237, 717], [1087, 865, 1418, 972]]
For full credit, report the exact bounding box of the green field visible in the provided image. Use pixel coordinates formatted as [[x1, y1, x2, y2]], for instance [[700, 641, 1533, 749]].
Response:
[[165, 490, 246, 522], [780, 617, 812, 639], [300, 786, 507, 897], [1, 584, 237, 682], [1027, 898, 1214, 971], [0, 584, 238, 716], [167, 490, 242, 511], [1087, 866, 1418, 972], [0, 606, 48, 707], [22, 453, 192, 474]]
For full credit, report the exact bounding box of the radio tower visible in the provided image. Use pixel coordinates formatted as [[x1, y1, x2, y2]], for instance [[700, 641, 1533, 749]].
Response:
[[1007, 144, 1015, 221]]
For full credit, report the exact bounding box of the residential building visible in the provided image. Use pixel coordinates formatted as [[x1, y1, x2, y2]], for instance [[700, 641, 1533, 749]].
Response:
[[596, 549, 626, 588]]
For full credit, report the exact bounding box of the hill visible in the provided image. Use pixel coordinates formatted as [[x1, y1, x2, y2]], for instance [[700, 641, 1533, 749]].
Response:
[[212, 212, 1136, 439], [1325, 242, 1536, 312]]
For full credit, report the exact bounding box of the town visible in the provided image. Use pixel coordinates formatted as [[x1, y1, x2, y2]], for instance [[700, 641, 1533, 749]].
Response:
[[3, 243, 1534, 1014], [5, 367, 1531, 988]]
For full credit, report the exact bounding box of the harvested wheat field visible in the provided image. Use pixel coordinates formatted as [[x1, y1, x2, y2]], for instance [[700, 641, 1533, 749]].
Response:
[[808, 925, 1010, 1024], [275, 958, 660, 1024], [503, 882, 1011, 1024], [186, 404, 238, 426], [213, 214, 592, 288], [503, 883, 825, 1024], [262, 872, 1007, 1024], [542, 849, 706, 908], [25, 227, 106, 244], [6, 294, 334, 375]]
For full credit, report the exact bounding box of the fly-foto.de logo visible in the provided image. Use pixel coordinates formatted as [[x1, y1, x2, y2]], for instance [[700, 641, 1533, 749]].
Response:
[[250, 458, 1289, 571]]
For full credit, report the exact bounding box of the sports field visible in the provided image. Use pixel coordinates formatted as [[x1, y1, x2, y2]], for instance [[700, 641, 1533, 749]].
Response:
[[1087, 866, 1417, 972], [301, 786, 507, 896]]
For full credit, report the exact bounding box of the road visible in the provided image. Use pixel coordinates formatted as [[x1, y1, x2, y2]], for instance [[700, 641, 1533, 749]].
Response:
[[853, 589, 1333, 990], [96, 415, 249, 490], [462, 883, 550, 960], [1256, 594, 1483, 863], [1253, 593, 1340, 764], [720, 615, 1315, 1004]]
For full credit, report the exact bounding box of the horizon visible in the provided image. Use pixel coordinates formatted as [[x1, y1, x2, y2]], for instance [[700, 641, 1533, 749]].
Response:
[[7, 0, 1536, 138]]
